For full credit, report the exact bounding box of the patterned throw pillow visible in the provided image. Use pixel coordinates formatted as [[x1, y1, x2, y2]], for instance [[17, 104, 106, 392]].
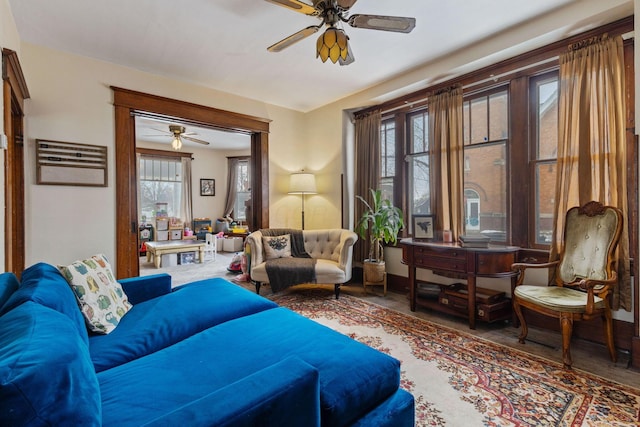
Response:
[[59, 254, 132, 334], [262, 234, 292, 260]]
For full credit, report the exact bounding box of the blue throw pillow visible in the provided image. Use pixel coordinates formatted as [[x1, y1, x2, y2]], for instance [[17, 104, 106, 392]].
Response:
[[0, 263, 89, 345], [0, 273, 19, 312], [0, 302, 101, 426]]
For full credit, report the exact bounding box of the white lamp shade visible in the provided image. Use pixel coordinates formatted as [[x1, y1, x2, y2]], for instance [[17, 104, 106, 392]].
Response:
[[288, 173, 317, 194]]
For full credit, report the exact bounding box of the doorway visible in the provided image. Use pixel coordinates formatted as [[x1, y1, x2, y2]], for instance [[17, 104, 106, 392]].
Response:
[[113, 87, 270, 279], [134, 116, 252, 271]]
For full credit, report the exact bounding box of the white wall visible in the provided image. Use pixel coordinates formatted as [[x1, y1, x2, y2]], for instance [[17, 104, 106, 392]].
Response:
[[19, 43, 310, 267]]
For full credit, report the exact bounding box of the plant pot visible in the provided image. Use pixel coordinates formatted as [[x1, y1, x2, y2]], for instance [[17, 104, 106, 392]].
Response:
[[363, 260, 386, 283]]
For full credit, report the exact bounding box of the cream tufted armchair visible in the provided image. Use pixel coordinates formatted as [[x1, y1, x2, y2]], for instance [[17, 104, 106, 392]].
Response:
[[246, 229, 358, 299], [511, 201, 623, 369]]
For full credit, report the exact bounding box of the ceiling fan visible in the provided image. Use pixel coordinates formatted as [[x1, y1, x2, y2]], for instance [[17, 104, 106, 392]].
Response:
[[265, 0, 416, 65], [148, 125, 211, 150]]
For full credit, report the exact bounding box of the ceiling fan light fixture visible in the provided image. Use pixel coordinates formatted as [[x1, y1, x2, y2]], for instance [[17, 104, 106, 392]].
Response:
[[316, 27, 348, 63]]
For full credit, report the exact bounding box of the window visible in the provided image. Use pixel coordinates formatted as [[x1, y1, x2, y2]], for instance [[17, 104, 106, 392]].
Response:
[[531, 72, 559, 245], [380, 118, 396, 202], [408, 111, 430, 223], [233, 159, 251, 221], [462, 89, 508, 241], [139, 155, 182, 220], [369, 20, 632, 250]]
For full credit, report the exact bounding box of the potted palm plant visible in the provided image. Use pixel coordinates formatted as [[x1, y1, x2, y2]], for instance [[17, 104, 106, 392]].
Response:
[[356, 188, 404, 283]]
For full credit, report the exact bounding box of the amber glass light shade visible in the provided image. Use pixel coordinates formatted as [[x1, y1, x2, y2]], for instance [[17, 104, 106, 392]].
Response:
[[316, 27, 348, 63]]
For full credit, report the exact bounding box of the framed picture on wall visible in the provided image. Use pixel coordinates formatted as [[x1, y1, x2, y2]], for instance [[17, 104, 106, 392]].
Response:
[[413, 215, 434, 240], [200, 178, 215, 196]]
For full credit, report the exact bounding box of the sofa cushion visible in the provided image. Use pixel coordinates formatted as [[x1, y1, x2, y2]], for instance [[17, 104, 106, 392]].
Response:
[[89, 277, 278, 372], [138, 356, 320, 427], [0, 263, 89, 346], [0, 302, 101, 426], [0, 273, 19, 312], [59, 254, 133, 334], [263, 234, 292, 259], [99, 307, 400, 427]]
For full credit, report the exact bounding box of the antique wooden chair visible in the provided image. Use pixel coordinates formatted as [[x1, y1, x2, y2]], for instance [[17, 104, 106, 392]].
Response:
[[511, 201, 623, 368]]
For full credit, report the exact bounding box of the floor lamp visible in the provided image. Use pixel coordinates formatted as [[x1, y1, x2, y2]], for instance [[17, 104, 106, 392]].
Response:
[[289, 172, 317, 230]]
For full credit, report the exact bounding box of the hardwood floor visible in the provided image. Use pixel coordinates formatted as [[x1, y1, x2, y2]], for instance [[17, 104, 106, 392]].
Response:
[[338, 283, 640, 389]]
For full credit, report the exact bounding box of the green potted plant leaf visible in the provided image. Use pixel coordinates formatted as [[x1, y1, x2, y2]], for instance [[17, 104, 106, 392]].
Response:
[[356, 188, 404, 283]]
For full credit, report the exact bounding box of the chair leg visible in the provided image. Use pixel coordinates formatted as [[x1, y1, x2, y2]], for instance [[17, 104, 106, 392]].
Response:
[[334, 284, 340, 299], [603, 311, 617, 363], [255, 282, 261, 295], [560, 313, 573, 369], [513, 298, 528, 344]]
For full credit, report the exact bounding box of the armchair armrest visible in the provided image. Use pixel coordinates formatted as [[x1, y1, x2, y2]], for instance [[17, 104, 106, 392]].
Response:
[[118, 273, 171, 305], [511, 260, 559, 287], [579, 272, 618, 314], [337, 230, 358, 270], [246, 231, 265, 272], [141, 356, 320, 427]]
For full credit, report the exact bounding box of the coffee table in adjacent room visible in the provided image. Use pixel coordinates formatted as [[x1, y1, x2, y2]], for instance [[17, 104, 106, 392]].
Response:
[[145, 240, 205, 268]]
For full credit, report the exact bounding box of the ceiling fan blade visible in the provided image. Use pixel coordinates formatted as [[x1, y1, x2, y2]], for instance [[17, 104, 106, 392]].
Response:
[[182, 135, 210, 146], [347, 14, 416, 33], [267, 25, 320, 52], [264, 0, 319, 16], [150, 127, 172, 135], [336, 0, 358, 11]]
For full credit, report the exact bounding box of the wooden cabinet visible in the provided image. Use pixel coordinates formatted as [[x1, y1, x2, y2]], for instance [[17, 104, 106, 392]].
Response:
[[400, 238, 519, 329]]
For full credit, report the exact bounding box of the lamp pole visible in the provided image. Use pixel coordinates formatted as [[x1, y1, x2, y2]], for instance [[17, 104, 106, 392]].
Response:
[[301, 192, 306, 230], [289, 171, 317, 230]]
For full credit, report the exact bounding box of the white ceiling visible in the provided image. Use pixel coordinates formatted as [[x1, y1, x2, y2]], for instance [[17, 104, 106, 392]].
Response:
[[8, 0, 632, 116]]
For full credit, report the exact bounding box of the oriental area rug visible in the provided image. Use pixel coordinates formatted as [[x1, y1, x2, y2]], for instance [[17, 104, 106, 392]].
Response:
[[271, 291, 640, 427]]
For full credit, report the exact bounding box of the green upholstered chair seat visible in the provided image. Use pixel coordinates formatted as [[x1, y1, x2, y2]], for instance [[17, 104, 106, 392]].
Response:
[[514, 285, 605, 313]]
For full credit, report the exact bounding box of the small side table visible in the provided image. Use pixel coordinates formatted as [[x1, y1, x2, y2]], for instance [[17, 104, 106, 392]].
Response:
[[363, 273, 387, 296]]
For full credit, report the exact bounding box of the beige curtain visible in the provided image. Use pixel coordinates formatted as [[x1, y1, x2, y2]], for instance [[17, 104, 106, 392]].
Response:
[[223, 157, 240, 218], [180, 156, 193, 229], [428, 85, 465, 240], [354, 110, 381, 263], [553, 34, 630, 310]]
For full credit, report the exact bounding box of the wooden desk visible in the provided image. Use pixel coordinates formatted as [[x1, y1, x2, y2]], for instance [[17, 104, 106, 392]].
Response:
[[145, 240, 205, 268], [400, 238, 519, 329]]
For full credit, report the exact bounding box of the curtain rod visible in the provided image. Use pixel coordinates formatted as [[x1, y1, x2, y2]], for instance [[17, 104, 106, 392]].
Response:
[[356, 16, 632, 119]]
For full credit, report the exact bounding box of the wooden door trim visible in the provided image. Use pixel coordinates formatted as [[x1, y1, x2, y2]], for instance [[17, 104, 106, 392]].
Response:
[[2, 49, 29, 276], [113, 87, 270, 278]]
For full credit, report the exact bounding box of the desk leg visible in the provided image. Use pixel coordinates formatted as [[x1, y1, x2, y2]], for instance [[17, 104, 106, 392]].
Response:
[[198, 246, 204, 263], [154, 250, 162, 269], [468, 275, 476, 330], [409, 266, 417, 312]]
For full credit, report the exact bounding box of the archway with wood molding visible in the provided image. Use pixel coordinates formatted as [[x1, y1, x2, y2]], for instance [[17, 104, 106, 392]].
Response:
[[112, 87, 270, 278]]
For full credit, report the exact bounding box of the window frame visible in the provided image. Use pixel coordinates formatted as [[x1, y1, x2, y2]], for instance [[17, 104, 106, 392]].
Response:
[[528, 71, 559, 249]]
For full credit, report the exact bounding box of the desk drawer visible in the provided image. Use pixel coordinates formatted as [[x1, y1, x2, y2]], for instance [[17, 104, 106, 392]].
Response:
[[414, 246, 465, 272], [476, 252, 516, 275]]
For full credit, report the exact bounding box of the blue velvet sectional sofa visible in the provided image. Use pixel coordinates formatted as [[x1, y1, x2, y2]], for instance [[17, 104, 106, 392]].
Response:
[[0, 262, 414, 426]]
